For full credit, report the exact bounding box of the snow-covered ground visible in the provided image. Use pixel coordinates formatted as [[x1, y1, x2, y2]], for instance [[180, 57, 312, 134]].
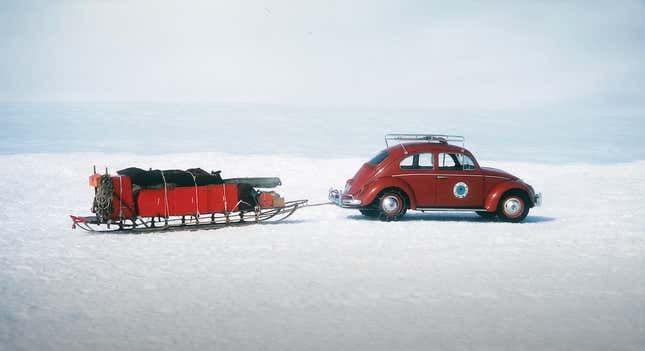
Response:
[[1, 153, 644, 350]]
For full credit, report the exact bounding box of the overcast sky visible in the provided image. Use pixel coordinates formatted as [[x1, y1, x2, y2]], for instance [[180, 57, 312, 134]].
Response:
[[1, 0, 644, 109]]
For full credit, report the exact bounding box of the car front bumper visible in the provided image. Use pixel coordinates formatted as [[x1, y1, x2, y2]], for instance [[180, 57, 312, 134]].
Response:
[[534, 192, 542, 207], [329, 188, 363, 208]]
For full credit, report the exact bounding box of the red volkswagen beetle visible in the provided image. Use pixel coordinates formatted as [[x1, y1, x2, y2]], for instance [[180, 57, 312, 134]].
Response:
[[329, 134, 542, 222]]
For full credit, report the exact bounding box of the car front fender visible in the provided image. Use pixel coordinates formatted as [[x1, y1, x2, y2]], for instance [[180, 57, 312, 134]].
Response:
[[484, 181, 534, 212], [355, 177, 417, 209]]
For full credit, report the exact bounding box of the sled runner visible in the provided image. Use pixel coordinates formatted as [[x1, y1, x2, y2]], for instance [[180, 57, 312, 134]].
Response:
[[70, 167, 307, 233]]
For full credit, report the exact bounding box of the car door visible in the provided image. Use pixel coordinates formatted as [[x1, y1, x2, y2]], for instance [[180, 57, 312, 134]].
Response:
[[391, 152, 436, 206], [433, 152, 484, 208]]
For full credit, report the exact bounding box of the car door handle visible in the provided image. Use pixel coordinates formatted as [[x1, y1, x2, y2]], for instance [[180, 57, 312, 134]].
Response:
[[437, 175, 448, 179]]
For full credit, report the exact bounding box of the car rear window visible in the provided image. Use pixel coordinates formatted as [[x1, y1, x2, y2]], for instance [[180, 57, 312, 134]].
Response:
[[367, 150, 389, 165]]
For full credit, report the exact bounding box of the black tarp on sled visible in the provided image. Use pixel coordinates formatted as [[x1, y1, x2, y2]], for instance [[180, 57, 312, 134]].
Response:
[[117, 167, 224, 187]]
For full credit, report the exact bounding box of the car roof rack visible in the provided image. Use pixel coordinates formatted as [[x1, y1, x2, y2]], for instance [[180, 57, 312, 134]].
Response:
[[385, 134, 465, 149]]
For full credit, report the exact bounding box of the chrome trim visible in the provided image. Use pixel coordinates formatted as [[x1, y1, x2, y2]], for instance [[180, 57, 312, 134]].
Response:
[[385, 134, 465, 148], [416, 207, 487, 212], [329, 188, 363, 208], [393, 173, 436, 177], [393, 173, 486, 177], [381, 195, 400, 213], [393, 173, 509, 180], [400, 143, 408, 155], [503, 198, 522, 216]]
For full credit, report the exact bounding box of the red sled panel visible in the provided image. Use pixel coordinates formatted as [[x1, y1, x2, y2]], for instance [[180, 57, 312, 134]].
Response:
[[137, 188, 172, 218], [206, 184, 239, 213], [110, 176, 135, 220], [137, 184, 239, 217], [171, 187, 210, 216]]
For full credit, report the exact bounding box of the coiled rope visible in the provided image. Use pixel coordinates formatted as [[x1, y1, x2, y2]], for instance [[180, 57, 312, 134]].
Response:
[[93, 175, 114, 220]]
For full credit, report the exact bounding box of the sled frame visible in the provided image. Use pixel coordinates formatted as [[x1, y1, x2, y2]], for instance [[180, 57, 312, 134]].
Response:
[[70, 199, 308, 234]]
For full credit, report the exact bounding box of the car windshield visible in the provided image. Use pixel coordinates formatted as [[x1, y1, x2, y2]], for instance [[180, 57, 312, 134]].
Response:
[[367, 150, 389, 165]]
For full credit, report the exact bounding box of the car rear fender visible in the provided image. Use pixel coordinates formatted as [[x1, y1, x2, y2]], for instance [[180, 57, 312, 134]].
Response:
[[484, 181, 533, 211], [357, 177, 417, 209]]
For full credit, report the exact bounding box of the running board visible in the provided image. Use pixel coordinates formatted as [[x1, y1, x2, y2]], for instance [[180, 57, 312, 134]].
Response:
[[416, 207, 487, 212]]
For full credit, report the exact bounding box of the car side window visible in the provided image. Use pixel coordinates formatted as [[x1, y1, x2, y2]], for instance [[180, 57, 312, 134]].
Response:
[[400, 155, 415, 169], [399, 153, 433, 170], [418, 153, 433, 169], [438, 153, 477, 170], [462, 155, 476, 170], [438, 153, 457, 170]]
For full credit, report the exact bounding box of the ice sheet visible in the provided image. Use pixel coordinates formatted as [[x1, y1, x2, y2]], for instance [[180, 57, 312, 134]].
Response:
[[0, 153, 644, 350]]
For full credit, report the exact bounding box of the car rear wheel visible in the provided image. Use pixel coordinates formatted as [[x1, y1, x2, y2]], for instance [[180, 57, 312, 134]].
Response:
[[497, 192, 529, 222], [377, 190, 407, 222]]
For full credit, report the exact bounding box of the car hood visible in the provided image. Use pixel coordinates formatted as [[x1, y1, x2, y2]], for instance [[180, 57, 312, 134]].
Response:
[[481, 166, 518, 180]]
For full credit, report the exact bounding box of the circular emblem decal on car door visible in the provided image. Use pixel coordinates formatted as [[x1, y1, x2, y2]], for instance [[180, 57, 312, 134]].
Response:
[[453, 182, 469, 198]]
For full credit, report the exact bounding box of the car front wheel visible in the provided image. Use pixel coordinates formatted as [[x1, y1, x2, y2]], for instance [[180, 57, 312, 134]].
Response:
[[497, 192, 529, 222], [377, 190, 407, 222]]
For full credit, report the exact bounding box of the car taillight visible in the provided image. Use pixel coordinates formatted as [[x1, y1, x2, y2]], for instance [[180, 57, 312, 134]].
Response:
[[344, 180, 353, 193]]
